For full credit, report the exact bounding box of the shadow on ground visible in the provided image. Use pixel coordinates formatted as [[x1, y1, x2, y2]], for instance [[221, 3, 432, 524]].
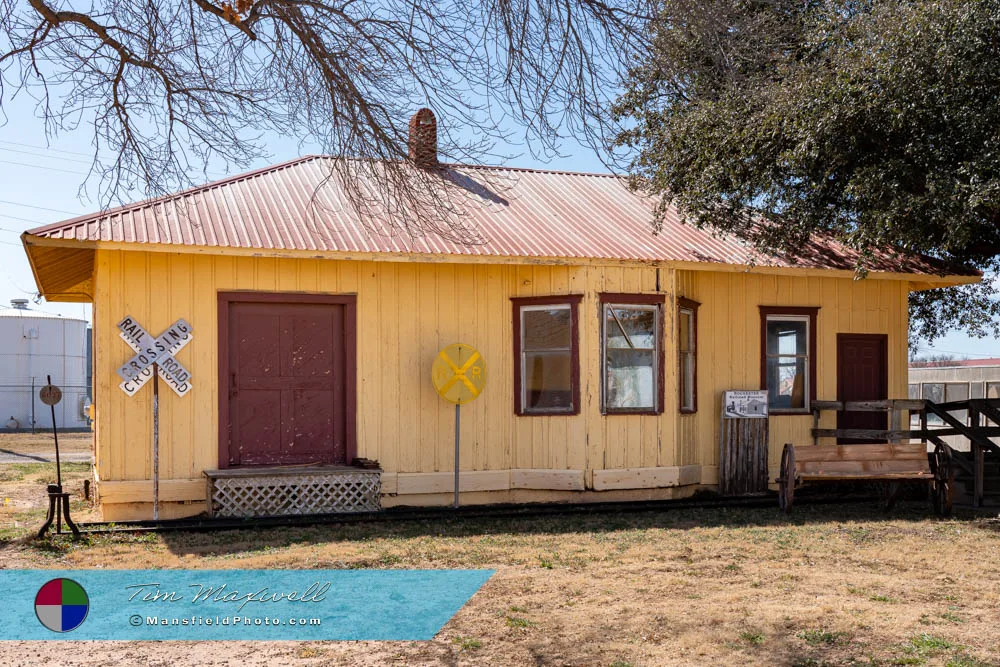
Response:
[[142, 493, 997, 558]]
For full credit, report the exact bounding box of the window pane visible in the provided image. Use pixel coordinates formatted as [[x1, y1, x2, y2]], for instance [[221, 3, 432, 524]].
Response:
[[524, 350, 572, 410], [606, 349, 655, 409], [945, 383, 969, 424], [922, 383, 944, 403], [945, 383, 969, 402], [971, 382, 984, 399], [766, 356, 806, 409], [606, 306, 656, 349], [766, 319, 807, 356], [923, 383, 944, 424], [987, 382, 1000, 399], [523, 307, 571, 350], [908, 383, 919, 399], [679, 310, 692, 352], [681, 351, 695, 409]]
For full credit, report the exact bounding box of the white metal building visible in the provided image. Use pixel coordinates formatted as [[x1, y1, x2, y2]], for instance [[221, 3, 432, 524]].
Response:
[[909, 358, 1000, 450], [0, 298, 90, 431]]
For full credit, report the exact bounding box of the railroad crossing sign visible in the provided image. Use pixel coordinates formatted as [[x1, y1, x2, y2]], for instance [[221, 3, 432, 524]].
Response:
[[117, 316, 193, 397], [431, 343, 486, 405]]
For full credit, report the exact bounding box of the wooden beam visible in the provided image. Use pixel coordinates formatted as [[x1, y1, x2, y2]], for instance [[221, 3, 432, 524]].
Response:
[[99, 478, 205, 503], [394, 470, 510, 495], [797, 460, 930, 475], [812, 428, 924, 440], [798, 471, 934, 481], [592, 466, 701, 491], [811, 399, 925, 412], [794, 443, 928, 463], [510, 469, 586, 491]]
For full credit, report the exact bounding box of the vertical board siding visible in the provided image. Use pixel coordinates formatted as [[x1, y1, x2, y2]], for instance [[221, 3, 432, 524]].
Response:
[[673, 269, 910, 472], [92, 250, 909, 496]]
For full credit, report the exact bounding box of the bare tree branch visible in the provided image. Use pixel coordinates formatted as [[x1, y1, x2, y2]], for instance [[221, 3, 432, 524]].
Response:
[[0, 0, 651, 239]]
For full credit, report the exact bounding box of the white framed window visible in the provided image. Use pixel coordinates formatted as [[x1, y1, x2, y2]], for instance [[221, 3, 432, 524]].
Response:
[[513, 296, 581, 415], [678, 297, 699, 413], [601, 295, 663, 414], [760, 307, 817, 413]]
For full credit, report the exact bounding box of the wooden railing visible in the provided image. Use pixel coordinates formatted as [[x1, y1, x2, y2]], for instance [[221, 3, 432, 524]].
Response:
[[809, 399, 925, 445]]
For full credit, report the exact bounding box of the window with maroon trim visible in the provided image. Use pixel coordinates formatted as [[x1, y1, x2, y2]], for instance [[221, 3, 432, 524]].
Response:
[[512, 296, 582, 415], [759, 306, 819, 413], [678, 297, 699, 413], [600, 293, 665, 414]]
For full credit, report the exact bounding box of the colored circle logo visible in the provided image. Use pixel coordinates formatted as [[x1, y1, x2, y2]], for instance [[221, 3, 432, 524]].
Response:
[[35, 578, 89, 633]]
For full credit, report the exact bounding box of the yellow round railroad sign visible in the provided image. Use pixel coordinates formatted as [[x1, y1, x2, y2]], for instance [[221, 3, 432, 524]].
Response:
[[431, 343, 486, 405]]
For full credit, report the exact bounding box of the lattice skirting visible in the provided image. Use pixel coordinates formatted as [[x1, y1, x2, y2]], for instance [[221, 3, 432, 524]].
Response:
[[208, 471, 381, 518]]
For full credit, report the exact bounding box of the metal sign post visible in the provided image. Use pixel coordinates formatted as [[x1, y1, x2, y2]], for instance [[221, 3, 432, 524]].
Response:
[[40, 378, 63, 489], [152, 362, 159, 521], [117, 316, 193, 521], [431, 344, 486, 509], [36, 378, 80, 541]]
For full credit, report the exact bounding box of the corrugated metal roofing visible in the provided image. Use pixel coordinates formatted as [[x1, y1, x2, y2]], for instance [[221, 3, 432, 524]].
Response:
[[24, 156, 963, 275]]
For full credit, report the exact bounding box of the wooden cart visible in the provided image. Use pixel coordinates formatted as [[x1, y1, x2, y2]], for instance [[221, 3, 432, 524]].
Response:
[[776, 441, 953, 515], [777, 399, 954, 515]]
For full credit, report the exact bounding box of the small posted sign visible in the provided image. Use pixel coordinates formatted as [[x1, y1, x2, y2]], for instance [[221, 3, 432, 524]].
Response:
[[720, 389, 770, 496], [723, 390, 769, 419]]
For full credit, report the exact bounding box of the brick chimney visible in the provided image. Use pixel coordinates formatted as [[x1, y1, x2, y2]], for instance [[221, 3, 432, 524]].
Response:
[[408, 108, 438, 167]]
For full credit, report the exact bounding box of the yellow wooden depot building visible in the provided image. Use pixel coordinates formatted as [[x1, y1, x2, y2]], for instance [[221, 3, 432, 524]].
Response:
[[22, 115, 977, 520]]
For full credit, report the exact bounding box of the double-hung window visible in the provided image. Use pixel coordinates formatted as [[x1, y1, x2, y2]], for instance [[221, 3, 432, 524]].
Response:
[[678, 297, 699, 413], [759, 307, 818, 413], [512, 296, 581, 415], [601, 294, 664, 414]]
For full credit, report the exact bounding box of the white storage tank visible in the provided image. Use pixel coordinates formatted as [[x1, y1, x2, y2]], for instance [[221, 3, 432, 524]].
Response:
[[0, 299, 90, 431]]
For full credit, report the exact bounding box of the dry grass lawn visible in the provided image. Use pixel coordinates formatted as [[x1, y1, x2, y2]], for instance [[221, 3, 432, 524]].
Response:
[[0, 432, 98, 531], [1, 434, 999, 666], [0, 431, 92, 456]]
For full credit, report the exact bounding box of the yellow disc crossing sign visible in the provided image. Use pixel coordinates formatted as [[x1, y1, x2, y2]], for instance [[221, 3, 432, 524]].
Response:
[[432, 343, 486, 405]]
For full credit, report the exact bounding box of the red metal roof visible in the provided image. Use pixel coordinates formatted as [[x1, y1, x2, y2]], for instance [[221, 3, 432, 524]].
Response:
[[23, 156, 968, 275]]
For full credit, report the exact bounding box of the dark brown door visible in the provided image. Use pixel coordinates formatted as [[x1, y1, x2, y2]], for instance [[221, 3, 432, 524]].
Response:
[[836, 334, 888, 444], [226, 299, 348, 466]]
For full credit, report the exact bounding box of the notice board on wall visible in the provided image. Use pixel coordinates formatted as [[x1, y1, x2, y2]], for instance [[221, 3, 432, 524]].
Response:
[[719, 390, 769, 495]]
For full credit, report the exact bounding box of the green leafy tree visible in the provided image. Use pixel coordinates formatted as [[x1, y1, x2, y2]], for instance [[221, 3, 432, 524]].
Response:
[[613, 0, 1000, 345]]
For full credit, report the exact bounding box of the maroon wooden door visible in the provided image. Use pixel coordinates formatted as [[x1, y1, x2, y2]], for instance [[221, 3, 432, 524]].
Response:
[[221, 295, 355, 467], [836, 334, 888, 444]]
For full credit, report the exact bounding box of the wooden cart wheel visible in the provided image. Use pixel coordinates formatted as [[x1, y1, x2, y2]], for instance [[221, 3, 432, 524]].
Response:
[[778, 444, 796, 513], [933, 444, 953, 517]]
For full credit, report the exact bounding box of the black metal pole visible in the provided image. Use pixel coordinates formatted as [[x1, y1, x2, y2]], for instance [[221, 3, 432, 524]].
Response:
[[48, 375, 61, 488]]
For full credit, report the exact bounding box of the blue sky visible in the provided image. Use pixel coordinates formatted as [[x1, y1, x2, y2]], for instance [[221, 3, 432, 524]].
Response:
[[0, 94, 995, 359]]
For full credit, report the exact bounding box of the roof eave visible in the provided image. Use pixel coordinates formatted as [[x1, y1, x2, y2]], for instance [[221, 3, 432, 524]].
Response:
[[21, 233, 96, 303], [20, 234, 983, 287]]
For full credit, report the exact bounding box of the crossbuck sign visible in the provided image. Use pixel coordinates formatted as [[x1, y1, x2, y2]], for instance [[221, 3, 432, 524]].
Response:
[[117, 316, 193, 397]]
